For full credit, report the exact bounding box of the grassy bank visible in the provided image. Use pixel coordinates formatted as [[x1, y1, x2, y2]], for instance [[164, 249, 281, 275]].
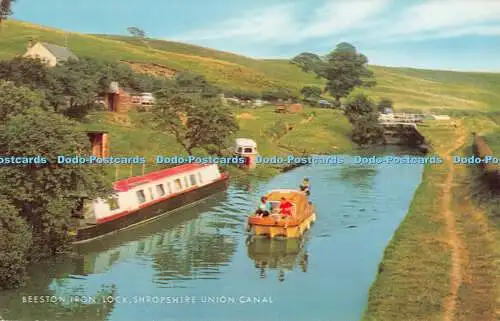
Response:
[[81, 106, 355, 180], [362, 125, 453, 321], [363, 118, 500, 320]]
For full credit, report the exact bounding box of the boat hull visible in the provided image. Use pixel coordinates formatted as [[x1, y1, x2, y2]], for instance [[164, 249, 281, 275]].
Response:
[[74, 175, 229, 244], [249, 212, 316, 238]]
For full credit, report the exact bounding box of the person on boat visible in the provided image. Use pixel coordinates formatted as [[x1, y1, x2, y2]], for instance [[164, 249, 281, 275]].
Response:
[[255, 196, 271, 217], [299, 177, 310, 196], [279, 197, 294, 228], [279, 197, 293, 217]]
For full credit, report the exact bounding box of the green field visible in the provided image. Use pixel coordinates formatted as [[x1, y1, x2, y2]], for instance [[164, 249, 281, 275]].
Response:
[[3, 20, 500, 112], [81, 107, 355, 179]]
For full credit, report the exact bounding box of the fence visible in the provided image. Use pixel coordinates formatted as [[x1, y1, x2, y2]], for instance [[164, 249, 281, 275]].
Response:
[[379, 113, 425, 124]]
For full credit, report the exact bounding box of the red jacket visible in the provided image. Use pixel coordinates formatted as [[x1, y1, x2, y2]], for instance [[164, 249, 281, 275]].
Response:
[[279, 200, 293, 216]]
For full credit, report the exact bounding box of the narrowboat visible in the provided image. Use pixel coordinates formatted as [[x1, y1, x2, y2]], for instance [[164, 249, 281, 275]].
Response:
[[247, 190, 316, 238], [71, 163, 229, 243]]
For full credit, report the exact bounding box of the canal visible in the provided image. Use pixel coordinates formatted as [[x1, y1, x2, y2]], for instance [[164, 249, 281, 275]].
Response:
[[0, 155, 424, 321]]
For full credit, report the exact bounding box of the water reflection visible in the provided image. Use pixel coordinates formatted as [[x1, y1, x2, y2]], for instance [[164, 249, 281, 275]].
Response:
[[0, 258, 116, 321], [339, 166, 378, 189], [246, 236, 309, 282], [230, 175, 254, 193], [74, 192, 237, 278]]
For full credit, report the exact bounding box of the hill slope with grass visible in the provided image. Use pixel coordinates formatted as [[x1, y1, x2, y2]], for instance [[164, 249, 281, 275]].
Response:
[[3, 20, 500, 112], [81, 108, 355, 179]]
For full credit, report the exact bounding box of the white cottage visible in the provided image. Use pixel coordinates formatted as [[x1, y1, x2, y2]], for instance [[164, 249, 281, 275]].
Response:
[[23, 41, 78, 67]]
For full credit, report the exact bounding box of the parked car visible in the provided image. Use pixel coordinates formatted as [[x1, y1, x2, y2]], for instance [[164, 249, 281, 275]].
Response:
[[318, 99, 333, 108]]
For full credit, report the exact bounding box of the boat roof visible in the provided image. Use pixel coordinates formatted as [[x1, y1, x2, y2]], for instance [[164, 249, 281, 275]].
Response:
[[114, 163, 209, 192], [235, 138, 257, 147], [265, 189, 307, 203]]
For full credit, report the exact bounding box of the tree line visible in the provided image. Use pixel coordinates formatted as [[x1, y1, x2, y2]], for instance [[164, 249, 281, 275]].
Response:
[[291, 42, 394, 145]]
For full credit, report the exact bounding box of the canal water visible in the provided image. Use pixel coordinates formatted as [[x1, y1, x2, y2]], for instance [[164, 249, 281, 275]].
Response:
[[0, 156, 424, 321]]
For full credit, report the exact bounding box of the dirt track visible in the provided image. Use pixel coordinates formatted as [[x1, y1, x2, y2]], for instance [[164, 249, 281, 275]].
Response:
[[441, 121, 467, 321]]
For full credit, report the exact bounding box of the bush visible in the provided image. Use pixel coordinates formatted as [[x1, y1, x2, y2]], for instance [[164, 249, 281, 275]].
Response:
[[0, 197, 33, 290], [225, 88, 260, 100], [302, 97, 318, 107], [300, 86, 321, 98], [264, 116, 288, 140], [344, 93, 384, 145], [331, 100, 341, 109], [262, 88, 298, 102]]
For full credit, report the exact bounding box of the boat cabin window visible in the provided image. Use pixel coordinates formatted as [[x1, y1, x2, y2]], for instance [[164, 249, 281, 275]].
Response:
[[174, 179, 182, 192], [184, 176, 189, 188], [244, 147, 253, 153], [190, 174, 197, 186], [268, 201, 296, 215], [136, 190, 146, 203], [166, 182, 172, 194], [237, 147, 243, 153], [148, 187, 154, 200], [197, 173, 203, 184], [106, 196, 120, 210], [156, 184, 165, 197], [268, 201, 280, 213]]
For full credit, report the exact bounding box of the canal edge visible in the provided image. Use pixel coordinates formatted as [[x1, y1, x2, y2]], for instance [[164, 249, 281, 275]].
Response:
[[441, 121, 467, 321]]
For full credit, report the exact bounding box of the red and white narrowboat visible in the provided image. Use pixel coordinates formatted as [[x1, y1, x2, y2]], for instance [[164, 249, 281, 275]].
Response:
[[72, 163, 229, 243]]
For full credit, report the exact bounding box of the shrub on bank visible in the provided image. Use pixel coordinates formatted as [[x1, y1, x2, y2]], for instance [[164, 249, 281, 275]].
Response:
[[0, 197, 33, 290]]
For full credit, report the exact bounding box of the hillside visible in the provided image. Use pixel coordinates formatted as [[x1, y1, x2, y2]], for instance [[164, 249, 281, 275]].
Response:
[[2, 20, 500, 112], [81, 108, 355, 179]]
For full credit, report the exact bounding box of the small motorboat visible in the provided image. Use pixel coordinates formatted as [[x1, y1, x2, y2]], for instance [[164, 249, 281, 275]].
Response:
[[247, 189, 316, 238]]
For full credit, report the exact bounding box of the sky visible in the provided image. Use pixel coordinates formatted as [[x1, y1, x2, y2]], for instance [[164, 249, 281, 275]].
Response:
[[11, 0, 500, 71]]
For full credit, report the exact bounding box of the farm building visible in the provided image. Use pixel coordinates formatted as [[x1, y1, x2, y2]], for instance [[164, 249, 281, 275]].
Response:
[[106, 82, 133, 113], [275, 103, 303, 113], [23, 41, 78, 67], [86, 131, 109, 158]]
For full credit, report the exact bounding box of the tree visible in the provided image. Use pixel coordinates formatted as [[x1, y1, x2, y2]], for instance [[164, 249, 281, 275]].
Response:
[[300, 86, 322, 99], [0, 0, 15, 26], [51, 58, 101, 117], [0, 57, 79, 115], [319, 42, 375, 104], [0, 196, 32, 290], [0, 107, 112, 258], [0, 57, 58, 95], [225, 88, 260, 100], [377, 97, 393, 113], [290, 52, 324, 74], [127, 27, 150, 49], [174, 72, 220, 98], [0, 80, 49, 120], [0, 56, 169, 118], [343, 93, 383, 145], [153, 91, 238, 155], [127, 26, 146, 38]]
